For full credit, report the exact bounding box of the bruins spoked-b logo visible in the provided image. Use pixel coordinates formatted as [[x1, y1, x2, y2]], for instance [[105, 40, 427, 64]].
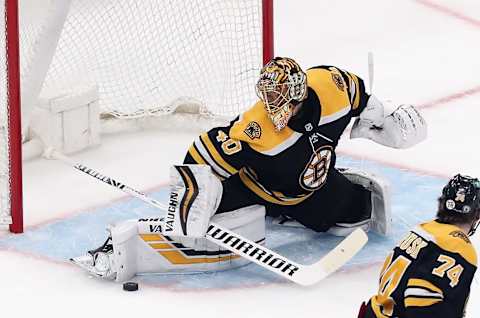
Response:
[[299, 146, 332, 191], [244, 121, 262, 140]]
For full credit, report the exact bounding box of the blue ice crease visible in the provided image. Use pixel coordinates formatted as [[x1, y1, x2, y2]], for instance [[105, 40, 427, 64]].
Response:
[[0, 155, 447, 289]]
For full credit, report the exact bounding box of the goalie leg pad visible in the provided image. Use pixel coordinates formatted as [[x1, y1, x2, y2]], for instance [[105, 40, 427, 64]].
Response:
[[70, 219, 139, 282], [137, 205, 266, 274], [163, 164, 223, 238], [326, 219, 371, 237], [271, 169, 390, 236], [271, 211, 371, 237], [72, 205, 266, 281], [339, 167, 392, 236], [110, 219, 139, 282]]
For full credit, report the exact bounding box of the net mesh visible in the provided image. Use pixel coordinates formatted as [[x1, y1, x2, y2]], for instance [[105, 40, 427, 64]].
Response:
[[0, 0, 266, 226], [42, 0, 263, 118]]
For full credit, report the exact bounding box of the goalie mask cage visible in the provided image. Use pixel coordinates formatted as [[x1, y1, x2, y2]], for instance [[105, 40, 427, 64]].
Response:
[[0, 0, 274, 233]]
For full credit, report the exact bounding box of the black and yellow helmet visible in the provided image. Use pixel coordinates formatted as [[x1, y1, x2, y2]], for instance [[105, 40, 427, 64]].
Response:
[[441, 174, 480, 214], [255, 57, 307, 130]]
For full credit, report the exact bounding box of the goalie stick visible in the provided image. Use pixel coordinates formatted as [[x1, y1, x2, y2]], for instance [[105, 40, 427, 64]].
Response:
[[368, 51, 374, 93], [50, 151, 368, 286]]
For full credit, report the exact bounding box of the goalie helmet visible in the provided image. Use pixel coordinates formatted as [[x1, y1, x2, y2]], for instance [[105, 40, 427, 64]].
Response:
[[256, 57, 307, 131], [440, 174, 480, 235]]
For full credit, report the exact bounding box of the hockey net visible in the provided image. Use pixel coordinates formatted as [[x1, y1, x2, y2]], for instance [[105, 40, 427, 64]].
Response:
[[0, 0, 273, 232]]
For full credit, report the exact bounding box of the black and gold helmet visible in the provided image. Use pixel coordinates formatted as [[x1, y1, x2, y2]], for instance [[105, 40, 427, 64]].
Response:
[[255, 57, 307, 131], [441, 174, 480, 215], [440, 174, 480, 236]]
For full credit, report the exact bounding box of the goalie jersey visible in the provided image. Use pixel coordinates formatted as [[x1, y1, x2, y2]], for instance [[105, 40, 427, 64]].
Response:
[[365, 220, 477, 318], [184, 66, 368, 208]]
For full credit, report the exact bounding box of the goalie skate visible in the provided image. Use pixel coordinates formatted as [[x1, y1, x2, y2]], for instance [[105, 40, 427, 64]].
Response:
[[70, 236, 116, 280]]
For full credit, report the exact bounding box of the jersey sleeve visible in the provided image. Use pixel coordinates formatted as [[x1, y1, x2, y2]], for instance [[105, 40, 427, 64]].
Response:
[[402, 246, 476, 318], [335, 67, 369, 117], [306, 65, 369, 118], [183, 118, 253, 179]]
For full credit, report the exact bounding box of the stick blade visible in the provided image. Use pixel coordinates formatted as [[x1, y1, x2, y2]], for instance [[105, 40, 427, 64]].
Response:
[[294, 228, 368, 286]]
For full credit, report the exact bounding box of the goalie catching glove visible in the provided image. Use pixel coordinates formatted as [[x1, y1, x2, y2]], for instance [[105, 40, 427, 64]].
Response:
[[350, 95, 427, 148]]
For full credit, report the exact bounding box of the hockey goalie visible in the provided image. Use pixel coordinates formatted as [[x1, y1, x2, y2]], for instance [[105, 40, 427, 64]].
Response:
[[71, 57, 427, 282]]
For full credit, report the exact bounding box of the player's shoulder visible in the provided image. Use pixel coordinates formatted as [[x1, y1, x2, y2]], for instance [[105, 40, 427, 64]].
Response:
[[305, 66, 351, 126], [306, 65, 346, 92], [414, 220, 477, 267], [229, 101, 302, 155]]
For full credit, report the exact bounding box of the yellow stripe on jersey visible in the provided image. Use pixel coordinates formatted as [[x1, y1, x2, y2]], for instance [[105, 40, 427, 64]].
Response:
[[351, 75, 361, 109], [407, 278, 443, 295], [239, 167, 312, 205], [419, 220, 477, 266], [187, 144, 207, 165], [379, 252, 393, 278], [343, 70, 361, 109], [306, 68, 351, 126], [187, 143, 224, 180], [230, 101, 299, 154], [404, 297, 442, 308], [371, 297, 390, 318], [199, 133, 238, 175]]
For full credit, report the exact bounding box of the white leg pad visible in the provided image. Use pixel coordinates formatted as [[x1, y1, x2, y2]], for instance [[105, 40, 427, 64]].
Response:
[[326, 220, 370, 237], [109, 219, 139, 282], [273, 214, 371, 237], [163, 164, 223, 238], [339, 167, 392, 236], [106, 205, 266, 280]]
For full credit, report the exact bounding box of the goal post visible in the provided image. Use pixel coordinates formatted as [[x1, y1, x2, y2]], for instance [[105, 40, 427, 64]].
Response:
[[0, 0, 274, 233], [262, 0, 274, 66], [3, 0, 23, 233]]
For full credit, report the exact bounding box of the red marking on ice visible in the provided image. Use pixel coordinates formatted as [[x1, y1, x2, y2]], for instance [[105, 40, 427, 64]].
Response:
[[0, 181, 169, 237], [337, 150, 450, 179], [0, 248, 70, 268], [418, 85, 480, 109], [411, 1, 480, 109], [413, 0, 480, 29]]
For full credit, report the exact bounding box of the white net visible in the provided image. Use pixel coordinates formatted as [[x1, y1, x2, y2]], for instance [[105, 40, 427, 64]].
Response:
[[0, 0, 268, 228], [37, 0, 263, 118]]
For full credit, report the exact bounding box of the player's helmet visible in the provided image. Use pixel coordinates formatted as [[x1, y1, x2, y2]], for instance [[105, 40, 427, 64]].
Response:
[[439, 174, 480, 235], [256, 57, 307, 131]]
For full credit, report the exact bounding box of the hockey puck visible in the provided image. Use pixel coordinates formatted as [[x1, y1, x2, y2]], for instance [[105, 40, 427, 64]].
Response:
[[123, 281, 139, 291]]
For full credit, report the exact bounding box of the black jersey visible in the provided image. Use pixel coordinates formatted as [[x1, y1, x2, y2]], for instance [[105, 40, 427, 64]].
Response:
[[185, 66, 368, 206], [367, 220, 477, 318]]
